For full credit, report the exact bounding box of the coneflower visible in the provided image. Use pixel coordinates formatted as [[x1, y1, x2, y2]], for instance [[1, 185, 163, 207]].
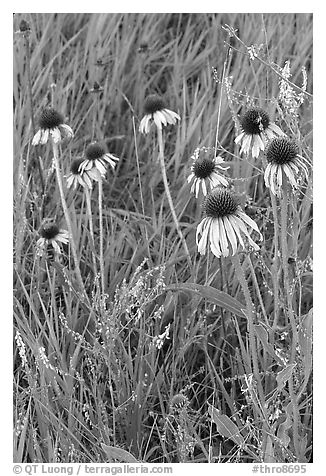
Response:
[[32, 107, 74, 145], [36, 223, 69, 256], [264, 137, 309, 196], [66, 158, 100, 190], [235, 107, 284, 158], [187, 147, 229, 197], [169, 394, 189, 414], [79, 142, 119, 176], [139, 94, 180, 134], [196, 188, 262, 258]]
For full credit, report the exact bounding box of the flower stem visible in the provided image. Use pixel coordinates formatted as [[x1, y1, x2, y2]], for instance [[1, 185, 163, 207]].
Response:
[[156, 127, 192, 267], [270, 192, 280, 332], [85, 187, 98, 276], [98, 177, 105, 295], [279, 185, 300, 458], [132, 117, 151, 260], [52, 143, 87, 299]]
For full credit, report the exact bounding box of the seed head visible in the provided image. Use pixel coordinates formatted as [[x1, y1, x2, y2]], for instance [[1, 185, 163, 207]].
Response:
[[193, 155, 216, 179], [240, 108, 270, 135], [40, 224, 60, 240], [70, 158, 84, 174], [170, 394, 189, 412], [144, 95, 166, 115], [203, 188, 239, 218], [85, 143, 106, 160], [39, 108, 64, 130], [266, 137, 299, 165]]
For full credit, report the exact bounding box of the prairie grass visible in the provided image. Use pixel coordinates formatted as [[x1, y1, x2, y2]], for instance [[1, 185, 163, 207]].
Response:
[[13, 13, 312, 463]]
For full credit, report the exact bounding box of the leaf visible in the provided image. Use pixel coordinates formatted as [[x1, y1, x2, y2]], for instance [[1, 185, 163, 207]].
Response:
[[276, 364, 296, 392], [101, 444, 139, 463], [277, 402, 293, 448], [166, 283, 245, 318], [254, 324, 283, 364], [298, 308, 313, 383], [208, 405, 245, 447]]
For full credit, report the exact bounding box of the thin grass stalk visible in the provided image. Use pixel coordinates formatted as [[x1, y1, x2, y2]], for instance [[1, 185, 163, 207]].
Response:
[[23, 32, 45, 195], [231, 253, 275, 458], [246, 255, 269, 326], [52, 142, 87, 299], [156, 127, 192, 267], [231, 254, 266, 406]]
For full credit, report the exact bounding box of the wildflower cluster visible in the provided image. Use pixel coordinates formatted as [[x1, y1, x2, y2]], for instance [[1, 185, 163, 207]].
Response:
[[136, 93, 309, 258], [31, 106, 120, 256]]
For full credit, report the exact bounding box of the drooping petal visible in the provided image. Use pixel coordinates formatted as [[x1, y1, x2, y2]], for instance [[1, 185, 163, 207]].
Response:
[[66, 175, 74, 188], [51, 240, 61, 254], [252, 136, 260, 158], [218, 218, 229, 257], [228, 215, 245, 250], [264, 163, 272, 188], [197, 218, 211, 254], [156, 110, 168, 126], [269, 123, 284, 136], [209, 220, 222, 258], [241, 134, 252, 155], [235, 132, 245, 144], [202, 179, 207, 196], [187, 173, 194, 184], [283, 163, 297, 188], [60, 124, 74, 139], [95, 160, 107, 176], [40, 129, 49, 145], [223, 216, 238, 256], [50, 127, 62, 143], [32, 129, 42, 145], [277, 165, 283, 189], [164, 109, 181, 123], [153, 113, 163, 130], [236, 211, 262, 238]]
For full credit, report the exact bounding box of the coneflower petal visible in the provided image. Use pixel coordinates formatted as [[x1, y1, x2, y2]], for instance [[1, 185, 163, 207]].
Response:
[[223, 216, 238, 256], [209, 220, 222, 257], [218, 219, 229, 257]]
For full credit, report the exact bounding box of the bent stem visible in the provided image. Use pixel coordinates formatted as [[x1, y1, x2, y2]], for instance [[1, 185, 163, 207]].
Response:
[[156, 127, 192, 267], [98, 177, 105, 295], [52, 143, 87, 299]]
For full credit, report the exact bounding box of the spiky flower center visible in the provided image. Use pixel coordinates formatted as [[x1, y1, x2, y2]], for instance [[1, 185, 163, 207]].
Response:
[[144, 95, 166, 115], [204, 188, 238, 218], [85, 143, 105, 160], [193, 156, 216, 179], [70, 158, 84, 175], [266, 137, 299, 165], [39, 108, 64, 130], [240, 108, 270, 135], [170, 394, 189, 412], [40, 224, 60, 240]]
